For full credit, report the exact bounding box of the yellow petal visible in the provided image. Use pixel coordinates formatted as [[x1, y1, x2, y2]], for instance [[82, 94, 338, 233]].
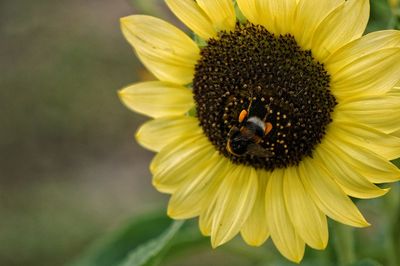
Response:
[[199, 158, 234, 236], [283, 167, 328, 250], [241, 170, 270, 246], [324, 134, 400, 184], [151, 135, 213, 193], [236, 0, 260, 25], [167, 152, 227, 219], [211, 166, 258, 247], [390, 0, 399, 9], [199, 197, 216, 236], [299, 158, 370, 227], [165, 0, 216, 40], [257, 0, 297, 35], [293, 0, 342, 50], [311, 0, 369, 61], [393, 129, 400, 138], [335, 95, 400, 134], [315, 139, 389, 199], [329, 121, 400, 160], [120, 15, 199, 84], [118, 81, 194, 118], [330, 48, 400, 101], [196, 0, 236, 33], [266, 169, 305, 263], [136, 116, 201, 152], [199, 202, 216, 236], [326, 30, 400, 74], [388, 86, 400, 96]]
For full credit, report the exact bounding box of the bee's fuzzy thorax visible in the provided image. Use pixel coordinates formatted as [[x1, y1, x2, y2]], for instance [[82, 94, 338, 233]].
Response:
[[247, 117, 267, 132]]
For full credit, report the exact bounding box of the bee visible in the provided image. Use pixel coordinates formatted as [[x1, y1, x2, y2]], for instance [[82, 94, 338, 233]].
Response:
[[226, 97, 274, 158]]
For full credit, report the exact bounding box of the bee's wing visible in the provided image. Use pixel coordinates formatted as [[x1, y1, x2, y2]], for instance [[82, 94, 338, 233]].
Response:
[[246, 143, 273, 158]]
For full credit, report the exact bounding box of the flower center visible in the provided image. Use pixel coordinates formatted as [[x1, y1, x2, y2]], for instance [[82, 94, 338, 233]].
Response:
[[193, 24, 336, 170]]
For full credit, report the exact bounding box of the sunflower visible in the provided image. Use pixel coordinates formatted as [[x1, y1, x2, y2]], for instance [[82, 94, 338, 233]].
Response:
[[119, 0, 400, 262]]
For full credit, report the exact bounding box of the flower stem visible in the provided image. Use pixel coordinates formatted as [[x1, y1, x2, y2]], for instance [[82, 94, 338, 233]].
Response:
[[333, 223, 356, 266]]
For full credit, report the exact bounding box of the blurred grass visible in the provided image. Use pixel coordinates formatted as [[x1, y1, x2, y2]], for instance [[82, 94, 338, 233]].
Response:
[[0, 0, 399, 266]]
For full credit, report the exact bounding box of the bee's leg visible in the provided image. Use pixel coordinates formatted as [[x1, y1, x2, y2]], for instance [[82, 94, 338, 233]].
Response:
[[263, 105, 271, 121], [247, 95, 253, 114], [265, 122, 273, 135], [238, 92, 253, 123]]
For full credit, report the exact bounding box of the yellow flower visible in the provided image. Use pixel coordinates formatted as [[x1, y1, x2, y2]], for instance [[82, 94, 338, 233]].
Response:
[[119, 0, 400, 263]]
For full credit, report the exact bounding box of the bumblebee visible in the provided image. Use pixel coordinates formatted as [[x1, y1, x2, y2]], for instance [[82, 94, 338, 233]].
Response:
[[226, 97, 274, 158]]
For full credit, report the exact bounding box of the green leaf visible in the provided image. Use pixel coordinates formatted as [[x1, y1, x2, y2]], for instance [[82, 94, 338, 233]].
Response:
[[70, 210, 209, 266], [187, 106, 197, 117], [233, 0, 246, 24], [117, 220, 184, 266], [69, 211, 172, 266], [193, 34, 207, 47], [161, 222, 209, 262]]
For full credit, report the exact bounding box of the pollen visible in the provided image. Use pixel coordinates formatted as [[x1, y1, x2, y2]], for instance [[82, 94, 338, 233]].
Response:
[[193, 23, 336, 170]]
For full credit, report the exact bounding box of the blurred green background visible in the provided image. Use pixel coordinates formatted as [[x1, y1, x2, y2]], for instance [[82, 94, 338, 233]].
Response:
[[1, 1, 163, 265], [0, 0, 399, 266]]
